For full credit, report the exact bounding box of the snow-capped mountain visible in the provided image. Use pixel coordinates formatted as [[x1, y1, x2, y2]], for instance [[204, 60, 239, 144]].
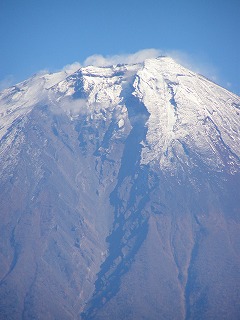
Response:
[[0, 57, 240, 320]]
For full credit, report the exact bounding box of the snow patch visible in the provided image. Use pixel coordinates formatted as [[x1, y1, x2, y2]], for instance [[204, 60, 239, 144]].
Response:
[[118, 119, 125, 128]]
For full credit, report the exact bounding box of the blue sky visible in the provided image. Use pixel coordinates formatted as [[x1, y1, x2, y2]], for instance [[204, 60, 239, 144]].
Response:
[[0, 0, 239, 94]]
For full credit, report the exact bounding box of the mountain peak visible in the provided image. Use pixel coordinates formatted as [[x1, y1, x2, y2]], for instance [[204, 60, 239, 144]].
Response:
[[0, 56, 240, 320], [1, 56, 240, 171]]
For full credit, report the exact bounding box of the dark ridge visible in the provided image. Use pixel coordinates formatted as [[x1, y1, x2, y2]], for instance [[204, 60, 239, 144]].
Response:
[[82, 86, 151, 319]]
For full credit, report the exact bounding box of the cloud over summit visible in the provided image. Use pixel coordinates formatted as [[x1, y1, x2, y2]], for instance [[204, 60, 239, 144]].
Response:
[[83, 49, 161, 67]]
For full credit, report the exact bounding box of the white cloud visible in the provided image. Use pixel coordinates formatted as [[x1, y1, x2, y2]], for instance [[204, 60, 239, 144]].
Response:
[[83, 49, 161, 67], [37, 62, 81, 78], [164, 50, 219, 82], [62, 62, 81, 75], [57, 97, 88, 116]]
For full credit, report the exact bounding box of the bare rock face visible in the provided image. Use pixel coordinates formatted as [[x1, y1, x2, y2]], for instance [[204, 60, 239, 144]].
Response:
[[0, 57, 240, 320]]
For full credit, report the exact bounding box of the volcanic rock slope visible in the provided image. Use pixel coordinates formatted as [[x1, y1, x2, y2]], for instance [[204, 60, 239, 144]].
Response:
[[0, 57, 240, 320]]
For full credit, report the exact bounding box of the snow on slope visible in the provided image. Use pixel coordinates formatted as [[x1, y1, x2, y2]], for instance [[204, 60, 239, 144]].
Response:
[[0, 68, 80, 180], [1, 56, 240, 173], [50, 63, 140, 119], [0, 67, 80, 141], [133, 57, 240, 172]]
